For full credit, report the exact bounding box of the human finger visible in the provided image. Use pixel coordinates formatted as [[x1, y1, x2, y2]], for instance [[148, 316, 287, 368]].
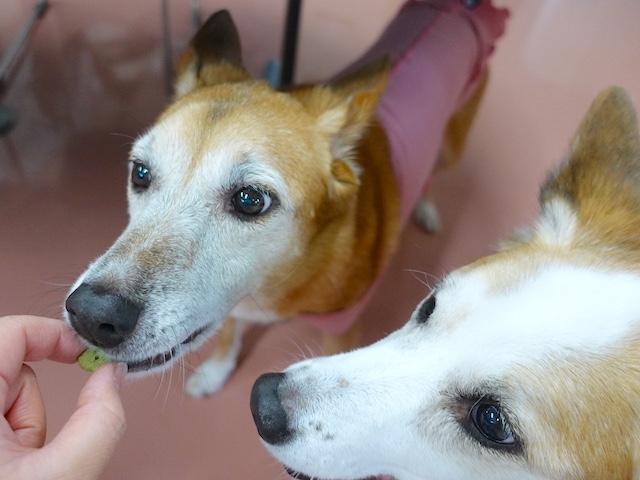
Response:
[[0, 315, 85, 364], [38, 362, 126, 479], [4, 364, 47, 448], [0, 316, 85, 411]]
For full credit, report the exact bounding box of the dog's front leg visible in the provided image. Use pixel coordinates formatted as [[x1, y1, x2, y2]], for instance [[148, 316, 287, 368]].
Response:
[[412, 186, 442, 234], [185, 316, 244, 397]]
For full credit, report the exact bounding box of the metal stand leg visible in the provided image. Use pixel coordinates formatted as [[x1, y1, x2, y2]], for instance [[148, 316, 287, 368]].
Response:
[[0, 0, 49, 136], [0, 0, 49, 93], [190, 0, 201, 36], [0, 106, 17, 135], [279, 0, 302, 89], [160, 0, 174, 96], [160, 0, 201, 96]]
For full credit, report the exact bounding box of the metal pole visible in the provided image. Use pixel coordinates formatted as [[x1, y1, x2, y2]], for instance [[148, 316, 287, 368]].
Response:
[[0, 0, 49, 93], [161, 0, 174, 95], [279, 0, 301, 89], [190, 0, 201, 36]]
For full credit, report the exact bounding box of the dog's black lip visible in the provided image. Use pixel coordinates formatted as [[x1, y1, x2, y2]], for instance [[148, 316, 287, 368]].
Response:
[[284, 466, 381, 480], [285, 467, 313, 480], [127, 348, 176, 372], [126, 325, 208, 372]]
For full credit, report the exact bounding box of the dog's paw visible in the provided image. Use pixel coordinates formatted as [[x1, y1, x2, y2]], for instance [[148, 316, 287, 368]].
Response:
[[185, 358, 236, 398], [413, 197, 441, 233]]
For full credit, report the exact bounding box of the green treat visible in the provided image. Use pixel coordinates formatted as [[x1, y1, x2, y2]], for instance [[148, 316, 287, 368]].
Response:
[[77, 348, 110, 372]]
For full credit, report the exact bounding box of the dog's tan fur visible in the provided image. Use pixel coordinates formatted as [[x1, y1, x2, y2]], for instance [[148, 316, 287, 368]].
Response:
[[512, 341, 640, 480]]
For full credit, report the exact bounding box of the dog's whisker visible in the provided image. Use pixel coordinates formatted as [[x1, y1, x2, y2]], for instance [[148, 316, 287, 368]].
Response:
[[109, 131, 137, 144], [276, 329, 321, 365], [243, 293, 311, 366], [290, 328, 323, 359], [163, 361, 173, 409], [183, 349, 206, 376], [176, 342, 194, 395], [40, 301, 68, 319], [261, 337, 307, 365], [177, 358, 190, 405], [261, 452, 292, 480], [266, 258, 305, 290], [176, 321, 205, 376], [404, 268, 441, 290], [152, 372, 165, 403], [28, 269, 89, 318], [247, 293, 277, 323], [166, 321, 190, 397], [24, 282, 68, 301], [22, 291, 68, 319], [37, 280, 74, 289], [276, 332, 308, 362]]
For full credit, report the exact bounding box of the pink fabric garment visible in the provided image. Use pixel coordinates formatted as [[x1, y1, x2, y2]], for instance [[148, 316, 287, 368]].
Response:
[[298, 0, 509, 336]]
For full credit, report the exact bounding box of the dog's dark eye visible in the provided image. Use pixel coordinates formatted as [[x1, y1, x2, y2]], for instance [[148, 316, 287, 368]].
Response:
[[131, 162, 151, 190], [231, 186, 273, 216], [471, 402, 516, 446], [416, 293, 436, 324]]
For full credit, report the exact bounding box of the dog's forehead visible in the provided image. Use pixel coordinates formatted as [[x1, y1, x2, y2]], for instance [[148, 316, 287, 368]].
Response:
[[433, 257, 640, 366], [132, 84, 332, 198]]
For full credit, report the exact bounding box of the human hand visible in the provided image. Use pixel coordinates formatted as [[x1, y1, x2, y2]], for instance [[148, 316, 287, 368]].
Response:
[[0, 315, 126, 480]]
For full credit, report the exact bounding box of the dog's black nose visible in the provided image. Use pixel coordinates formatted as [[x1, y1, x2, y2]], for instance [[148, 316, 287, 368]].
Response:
[[250, 372, 293, 445], [66, 283, 142, 349]]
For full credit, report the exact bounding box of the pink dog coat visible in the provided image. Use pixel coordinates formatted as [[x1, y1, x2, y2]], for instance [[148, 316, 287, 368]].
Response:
[[298, 0, 509, 335]]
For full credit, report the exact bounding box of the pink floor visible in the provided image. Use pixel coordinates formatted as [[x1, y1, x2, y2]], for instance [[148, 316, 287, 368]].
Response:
[[1, 1, 639, 479]]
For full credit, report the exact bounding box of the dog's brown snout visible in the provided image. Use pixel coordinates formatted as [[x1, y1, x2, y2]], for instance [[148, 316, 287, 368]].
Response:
[[66, 283, 142, 349], [250, 372, 293, 445]]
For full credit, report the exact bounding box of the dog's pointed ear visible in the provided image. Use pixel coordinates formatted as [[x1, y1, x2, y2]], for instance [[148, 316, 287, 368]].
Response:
[[319, 58, 390, 164], [174, 10, 250, 98], [538, 86, 640, 249], [294, 58, 389, 197], [329, 57, 391, 100]]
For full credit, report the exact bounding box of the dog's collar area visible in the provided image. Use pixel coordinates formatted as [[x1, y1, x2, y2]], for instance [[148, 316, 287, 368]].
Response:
[[126, 325, 209, 373]]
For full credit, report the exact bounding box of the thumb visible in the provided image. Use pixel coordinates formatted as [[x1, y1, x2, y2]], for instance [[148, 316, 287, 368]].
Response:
[[41, 362, 127, 480]]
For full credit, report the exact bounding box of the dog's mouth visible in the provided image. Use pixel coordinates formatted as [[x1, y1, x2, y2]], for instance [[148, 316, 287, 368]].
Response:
[[286, 467, 323, 480], [285, 467, 380, 480], [285, 468, 311, 480], [126, 325, 209, 373], [284, 466, 311, 480]]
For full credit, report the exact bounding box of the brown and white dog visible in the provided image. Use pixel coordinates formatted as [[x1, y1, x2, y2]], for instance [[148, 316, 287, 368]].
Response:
[[64, 2, 507, 397], [250, 87, 640, 480]]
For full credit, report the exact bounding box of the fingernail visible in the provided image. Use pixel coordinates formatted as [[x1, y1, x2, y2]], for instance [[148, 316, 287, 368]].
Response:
[[113, 362, 128, 390]]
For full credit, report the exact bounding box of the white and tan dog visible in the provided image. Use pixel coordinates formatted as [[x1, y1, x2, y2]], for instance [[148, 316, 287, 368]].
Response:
[[250, 87, 640, 480], [64, 2, 507, 397]]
